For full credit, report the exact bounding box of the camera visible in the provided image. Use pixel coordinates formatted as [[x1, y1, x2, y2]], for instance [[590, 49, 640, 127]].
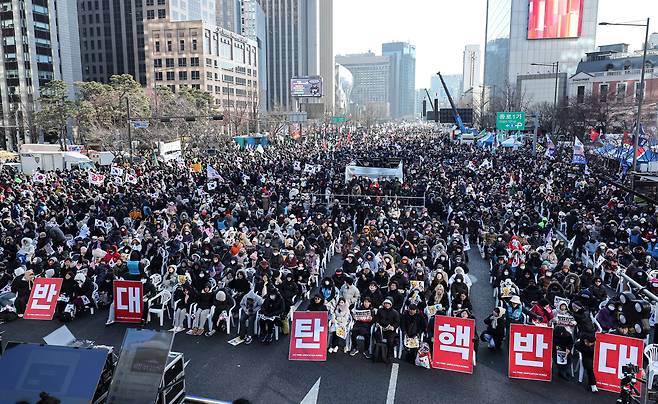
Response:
[[622, 364, 639, 375]]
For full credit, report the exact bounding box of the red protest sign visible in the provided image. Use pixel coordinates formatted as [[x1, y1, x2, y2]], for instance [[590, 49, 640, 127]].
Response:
[[508, 323, 553, 381], [289, 311, 328, 361], [24, 278, 63, 320], [432, 315, 475, 374], [593, 332, 644, 394], [113, 280, 143, 323]]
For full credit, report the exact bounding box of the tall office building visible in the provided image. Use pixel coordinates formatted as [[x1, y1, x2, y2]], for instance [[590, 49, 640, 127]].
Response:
[[1, 0, 82, 149], [241, 0, 267, 112], [78, 0, 216, 85], [430, 74, 462, 108], [382, 41, 415, 119], [217, 0, 241, 33], [483, 0, 598, 105], [318, 0, 334, 114], [462, 44, 481, 94], [257, 0, 332, 112], [336, 52, 392, 118]]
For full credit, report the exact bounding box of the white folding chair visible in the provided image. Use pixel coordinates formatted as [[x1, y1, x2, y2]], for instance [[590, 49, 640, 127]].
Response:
[[644, 344, 658, 390], [147, 290, 172, 326]]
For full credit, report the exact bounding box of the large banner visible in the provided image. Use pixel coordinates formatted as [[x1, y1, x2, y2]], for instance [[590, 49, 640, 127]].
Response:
[[593, 332, 644, 394], [289, 311, 328, 361], [508, 324, 553, 381], [24, 278, 63, 320], [432, 315, 475, 374], [113, 280, 143, 323]]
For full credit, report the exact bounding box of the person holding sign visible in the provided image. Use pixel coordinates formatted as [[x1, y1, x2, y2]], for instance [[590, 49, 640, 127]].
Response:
[[349, 297, 375, 358], [329, 298, 352, 353], [400, 303, 427, 363]]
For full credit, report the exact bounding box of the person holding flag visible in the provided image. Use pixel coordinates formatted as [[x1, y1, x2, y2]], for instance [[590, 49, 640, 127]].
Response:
[[545, 134, 555, 159], [207, 164, 224, 182], [572, 137, 587, 165]]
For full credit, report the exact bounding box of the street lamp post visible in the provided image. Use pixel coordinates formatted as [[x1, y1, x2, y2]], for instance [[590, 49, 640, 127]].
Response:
[[531, 61, 560, 135], [600, 18, 651, 173]]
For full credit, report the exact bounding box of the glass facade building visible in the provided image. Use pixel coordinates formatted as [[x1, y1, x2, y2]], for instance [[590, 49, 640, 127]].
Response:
[[484, 0, 598, 105]]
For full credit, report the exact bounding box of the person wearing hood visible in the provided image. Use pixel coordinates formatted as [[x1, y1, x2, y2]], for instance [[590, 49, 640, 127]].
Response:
[[342, 253, 359, 274], [11, 268, 33, 316], [188, 283, 214, 336], [482, 307, 506, 350], [258, 287, 285, 343], [340, 276, 360, 309], [356, 265, 375, 294], [595, 300, 619, 332], [206, 289, 235, 337], [374, 267, 390, 292], [587, 277, 607, 306], [550, 301, 577, 335], [279, 272, 300, 308], [386, 281, 405, 312], [229, 269, 251, 302], [307, 293, 328, 311], [170, 285, 197, 333], [318, 277, 339, 310], [329, 297, 352, 353], [389, 266, 410, 291], [530, 298, 554, 325], [239, 289, 263, 344], [362, 281, 384, 308], [332, 268, 348, 289]]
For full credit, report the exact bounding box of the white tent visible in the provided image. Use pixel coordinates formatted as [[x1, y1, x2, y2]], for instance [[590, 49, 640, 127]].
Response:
[[344, 161, 404, 182]]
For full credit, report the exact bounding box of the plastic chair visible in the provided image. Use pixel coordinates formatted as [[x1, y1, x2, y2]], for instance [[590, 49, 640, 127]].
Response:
[[150, 273, 162, 290], [644, 344, 658, 390], [147, 290, 172, 326]]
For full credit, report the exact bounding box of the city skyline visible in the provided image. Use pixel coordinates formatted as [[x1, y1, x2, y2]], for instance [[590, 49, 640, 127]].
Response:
[[335, 0, 658, 88]]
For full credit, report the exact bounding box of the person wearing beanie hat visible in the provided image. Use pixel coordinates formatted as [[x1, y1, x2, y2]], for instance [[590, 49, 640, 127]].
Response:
[[375, 296, 400, 361], [206, 288, 236, 337]]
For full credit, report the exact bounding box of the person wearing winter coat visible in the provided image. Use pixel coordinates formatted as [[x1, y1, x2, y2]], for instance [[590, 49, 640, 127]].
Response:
[[550, 302, 577, 335], [482, 307, 506, 350], [329, 298, 352, 353], [307, 293, 328, 311], [11, 269, 33, 316], [587, 277, 607, 305], [355, 265, 375, 295], [571, 301, 595, 335], [340, 277, 360, 308], [239, 289, 263, 344], [575, 333, 598, 392], [362, 281, 384, 308], [170, 285, 196, 333], [189, 283, 214, 336], [530, 299, 554, 325], [386, 281, 406, 312], [349, 297, 376, 357], [595, 301, 619, 331], [229, 269, 251, 303], [206, 288, 235, 337], [451, 291, 473, 313], [258, 288, 285, 343], [400, 303, 428, 363], [375, 297, 400, 360], [553, 325, 574, 380]]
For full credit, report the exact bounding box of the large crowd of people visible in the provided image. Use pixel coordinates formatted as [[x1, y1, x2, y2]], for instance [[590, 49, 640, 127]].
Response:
[[1, 124, 656, 395]]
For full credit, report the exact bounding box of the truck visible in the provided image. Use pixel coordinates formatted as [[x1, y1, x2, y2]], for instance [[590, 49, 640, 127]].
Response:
[[19, 144, 94, 174]]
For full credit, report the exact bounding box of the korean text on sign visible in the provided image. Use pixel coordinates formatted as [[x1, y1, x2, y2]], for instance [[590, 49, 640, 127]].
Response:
[[593, 332, 644, 394], [113, 280, 143, 323], [289, 311, 328, 361], [432, 315, 475, 374], [508, 324, 553, 381], [24, 278, 63, 320]]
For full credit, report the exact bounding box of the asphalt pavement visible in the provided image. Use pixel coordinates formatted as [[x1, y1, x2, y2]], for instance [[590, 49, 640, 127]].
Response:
[[0, 252, 614, 404]]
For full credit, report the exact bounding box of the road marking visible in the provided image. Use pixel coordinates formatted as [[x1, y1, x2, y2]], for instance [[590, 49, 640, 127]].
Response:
[[300, 377, 321, 404], [386, 363, 399, 404]]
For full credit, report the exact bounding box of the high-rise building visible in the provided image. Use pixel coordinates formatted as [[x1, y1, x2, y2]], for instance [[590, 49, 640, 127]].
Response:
[[144, 19, 259, 112], [77, 0, 216, 85], [257, 0, 332, 112], [382, 41, 416, 119], [241, 0, 268, 112], [335, 52, 392, 119], [217, 0, 242, 33], [462, 44, 481, 94], [430, 74, 462, 108], [1, 0, 82, 149], [483, 0, 598, 105]]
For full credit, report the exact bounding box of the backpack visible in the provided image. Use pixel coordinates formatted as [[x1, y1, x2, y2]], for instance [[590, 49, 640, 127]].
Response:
[[0, 310, 18, 323], [372, 342, 389, 364]]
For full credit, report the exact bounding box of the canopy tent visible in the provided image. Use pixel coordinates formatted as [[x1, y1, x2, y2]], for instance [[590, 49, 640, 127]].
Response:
[[233, 134, 269, 149], [593, 143, 658, 164], [476, 133, 494, 146], [500, 137, 524, 148], [344, 161, 403, 182]]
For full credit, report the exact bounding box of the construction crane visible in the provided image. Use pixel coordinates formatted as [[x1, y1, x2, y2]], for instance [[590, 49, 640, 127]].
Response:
[[437, 71, 477, 135]]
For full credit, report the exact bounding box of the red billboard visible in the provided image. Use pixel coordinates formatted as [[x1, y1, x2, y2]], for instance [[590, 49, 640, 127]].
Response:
[[24, 278, 63, 320], [113, 280, 143, 323], [289, 311, 328, 361], [432, 315, 476, 374], [508, 324, 553, 381], [528, 0, 584, 39], [593, 332, 644, 394]]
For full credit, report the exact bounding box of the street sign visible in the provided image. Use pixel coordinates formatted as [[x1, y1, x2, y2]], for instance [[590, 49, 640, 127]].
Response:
[[496, 112, 526, 131], [331, 116, 347, 124]]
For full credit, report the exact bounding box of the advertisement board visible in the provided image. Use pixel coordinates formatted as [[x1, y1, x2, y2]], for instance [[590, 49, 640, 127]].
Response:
[[528, 0, 584, 39], [290, 76, 323, 97]]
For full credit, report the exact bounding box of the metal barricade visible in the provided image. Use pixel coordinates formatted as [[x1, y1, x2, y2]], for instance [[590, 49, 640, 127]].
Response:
[[302, 193, 426, 208]]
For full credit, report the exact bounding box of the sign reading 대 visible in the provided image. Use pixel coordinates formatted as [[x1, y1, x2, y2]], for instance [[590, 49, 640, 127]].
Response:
[[113, 280, 143, 323], [288, 311, 328, 361], [508, 324, 553, 381], [593, 332, 644, 394], [24, 278, 63, 320], [432, 315, 475, 374]]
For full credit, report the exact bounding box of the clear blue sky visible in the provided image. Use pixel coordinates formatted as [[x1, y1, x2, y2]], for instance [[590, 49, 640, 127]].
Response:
[[334, 0, 658, 88]]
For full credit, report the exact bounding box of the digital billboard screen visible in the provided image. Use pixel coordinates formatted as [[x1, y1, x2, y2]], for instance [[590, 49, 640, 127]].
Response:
[[290, 76, 323, 97], [528, 0, 584, 39]]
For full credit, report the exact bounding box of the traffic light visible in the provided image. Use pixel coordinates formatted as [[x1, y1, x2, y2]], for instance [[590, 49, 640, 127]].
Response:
[[617, 292, 652, 336]]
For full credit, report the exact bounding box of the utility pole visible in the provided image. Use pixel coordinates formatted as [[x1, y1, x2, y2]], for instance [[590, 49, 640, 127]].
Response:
[[632, 18, 650, 173], [532, 113, 539, 157]]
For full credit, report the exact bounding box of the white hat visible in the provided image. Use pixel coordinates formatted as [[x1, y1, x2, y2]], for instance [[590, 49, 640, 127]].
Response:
[[74, 273, 86, 284], [510, 295, 521, 305]]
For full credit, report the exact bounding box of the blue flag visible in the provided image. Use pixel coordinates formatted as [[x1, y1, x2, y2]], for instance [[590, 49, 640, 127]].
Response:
[[572, 137, 587, 165]]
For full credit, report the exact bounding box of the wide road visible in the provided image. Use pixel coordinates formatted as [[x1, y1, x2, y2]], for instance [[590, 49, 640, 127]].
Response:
[[1, 251, 610, 404]]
